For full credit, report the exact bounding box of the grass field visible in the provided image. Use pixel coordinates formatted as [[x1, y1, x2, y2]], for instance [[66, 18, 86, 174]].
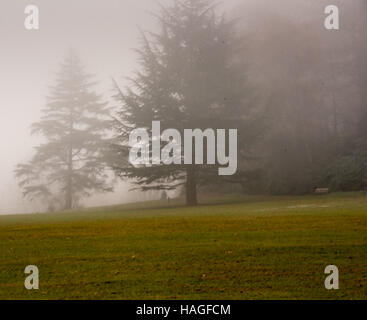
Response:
[[0, 192, 366, 300]]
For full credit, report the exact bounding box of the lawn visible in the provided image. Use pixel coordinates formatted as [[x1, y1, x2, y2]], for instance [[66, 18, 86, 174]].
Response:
[[0, 192, 366, 299]]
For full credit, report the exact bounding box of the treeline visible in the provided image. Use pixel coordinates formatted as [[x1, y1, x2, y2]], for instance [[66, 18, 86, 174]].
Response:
[[15, 0, 367, 209], [233, 0, 367, 194]]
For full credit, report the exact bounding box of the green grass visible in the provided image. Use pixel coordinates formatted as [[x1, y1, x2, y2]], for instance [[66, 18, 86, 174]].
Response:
[[0, 192, 366, 300]]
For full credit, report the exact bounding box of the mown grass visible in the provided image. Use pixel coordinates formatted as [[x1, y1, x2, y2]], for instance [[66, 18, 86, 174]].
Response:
[[0, 192, 366, 300]]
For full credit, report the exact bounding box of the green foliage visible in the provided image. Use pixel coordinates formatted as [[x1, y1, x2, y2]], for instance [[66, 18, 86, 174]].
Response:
[[321, 152, 367, 192]]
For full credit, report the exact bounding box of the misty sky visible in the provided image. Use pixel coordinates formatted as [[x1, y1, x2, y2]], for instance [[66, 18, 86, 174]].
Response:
[[0, 0, 247, 214], [0, 0, 350, 214]]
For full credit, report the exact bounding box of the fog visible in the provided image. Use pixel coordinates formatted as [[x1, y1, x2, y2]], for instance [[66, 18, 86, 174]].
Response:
[[0, 0, 242, 214], [0, 0, 365, 214]]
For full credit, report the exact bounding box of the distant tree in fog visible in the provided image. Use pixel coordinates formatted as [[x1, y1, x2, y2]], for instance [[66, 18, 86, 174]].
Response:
[[111, 0, 258, 206], [15, 52, 113, 210]]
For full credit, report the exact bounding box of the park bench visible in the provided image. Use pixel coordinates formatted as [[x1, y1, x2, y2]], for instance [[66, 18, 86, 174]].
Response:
[[315, 188, 329, 195]]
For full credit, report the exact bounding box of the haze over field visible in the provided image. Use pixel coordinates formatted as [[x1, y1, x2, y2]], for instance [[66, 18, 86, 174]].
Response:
[[0, 0, 243, 214], [0, 0, 365, 214], [0, 0, 167, 214]]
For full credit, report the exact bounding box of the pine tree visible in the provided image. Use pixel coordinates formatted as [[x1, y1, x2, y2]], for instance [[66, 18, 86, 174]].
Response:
[[112, 0, 256, 206], [15, 52, 112, 210]]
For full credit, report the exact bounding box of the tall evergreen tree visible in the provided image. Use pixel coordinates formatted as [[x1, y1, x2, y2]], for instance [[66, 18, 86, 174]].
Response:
[[15, 52, 112, 210], [112, 0, 257, 206]]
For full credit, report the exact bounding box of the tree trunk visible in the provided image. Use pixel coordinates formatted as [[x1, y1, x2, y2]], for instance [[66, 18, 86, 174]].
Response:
[[65, 178, 72, 210], [65, 149, 73, 210], [65, 118, 73, 210], [186, 165, 198, 206]]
